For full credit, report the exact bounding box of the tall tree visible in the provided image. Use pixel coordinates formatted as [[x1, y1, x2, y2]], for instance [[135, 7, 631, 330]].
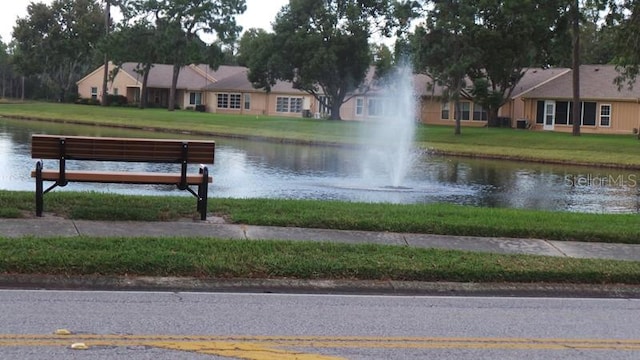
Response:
[[412, 0, 477, 135], [611, 1, 640, 90], [127, 0, 246, 111], [245, 0, 394, 120], [101, 0, 112, 106], [0, 38, 9, 98], [105, 19, 160, 108], [12, 0, 105, 101]]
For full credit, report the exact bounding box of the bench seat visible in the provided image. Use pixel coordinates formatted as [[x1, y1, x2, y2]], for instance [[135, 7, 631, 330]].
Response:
[[32, 170, 213, 185], [31, 134, 215, 220]]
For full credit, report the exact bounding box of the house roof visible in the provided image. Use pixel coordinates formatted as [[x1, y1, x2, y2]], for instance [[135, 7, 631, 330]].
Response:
[[511, 67, 571, 99], [520, 65, 640, 100], [204, 68, 309, 95], [119, 63, 213, 90]]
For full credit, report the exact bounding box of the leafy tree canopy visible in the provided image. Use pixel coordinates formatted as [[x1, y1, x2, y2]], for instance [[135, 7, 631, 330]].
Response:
[[245, 0, 396, 120], [12, 0, 105, 101]]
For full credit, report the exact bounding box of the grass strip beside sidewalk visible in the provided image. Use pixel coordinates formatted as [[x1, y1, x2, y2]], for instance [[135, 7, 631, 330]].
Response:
[[2, 191, 639, 244], [1, 236, 639, 285]]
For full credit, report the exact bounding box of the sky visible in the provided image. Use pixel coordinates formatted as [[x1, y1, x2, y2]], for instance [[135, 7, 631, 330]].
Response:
[[0, 0, 289, 43]]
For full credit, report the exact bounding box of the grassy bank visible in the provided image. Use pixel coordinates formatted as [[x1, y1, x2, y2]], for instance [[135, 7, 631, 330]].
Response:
[[1, 236, 639, 284], [1, 102, 640, 167], [2, 191, 639, 244]]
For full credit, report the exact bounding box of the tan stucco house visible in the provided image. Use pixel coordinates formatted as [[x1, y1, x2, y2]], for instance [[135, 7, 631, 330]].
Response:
[[77, 62, 321, 118], [77, 63, 640, 133], [515, 65, 640, 134]]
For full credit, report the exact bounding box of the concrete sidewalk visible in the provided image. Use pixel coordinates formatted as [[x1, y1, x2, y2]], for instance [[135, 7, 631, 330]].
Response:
[[2, 217, 639, 262]]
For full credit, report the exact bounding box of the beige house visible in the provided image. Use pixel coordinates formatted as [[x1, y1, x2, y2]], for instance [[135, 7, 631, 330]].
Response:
[[514, 65, 640, 134], [78, 63, 640, 133], [77, 62, 321, 118]]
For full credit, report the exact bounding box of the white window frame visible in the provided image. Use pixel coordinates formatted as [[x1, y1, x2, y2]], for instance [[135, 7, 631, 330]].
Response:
[[355, 97, 364, 116], [90, 87, 98, 100], [244, 94, 251, 110], [599, 104, 611, 127], [217, 93, 229, 109], [441, 102, 450, 120], [276, 97, 303, 113], [367, 98, 384, 117], [229, 93, 241, 109], [190, 92, 202, 105]]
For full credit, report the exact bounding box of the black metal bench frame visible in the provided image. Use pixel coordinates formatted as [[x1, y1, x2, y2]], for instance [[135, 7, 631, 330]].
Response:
[[31, 135, 215, 220]]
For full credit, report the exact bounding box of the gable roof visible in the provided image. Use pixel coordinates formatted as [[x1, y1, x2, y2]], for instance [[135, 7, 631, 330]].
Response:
[[520, 65, 640, 101], [511, 67, 571, 99], [119, 63, 211, 90], [204, 67, 309, 94]]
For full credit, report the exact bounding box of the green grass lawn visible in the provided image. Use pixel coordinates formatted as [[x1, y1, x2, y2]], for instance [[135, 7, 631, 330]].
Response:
[[2, 191, 639, 244], [2, 236, 639, 284], [1, 102, 639, 167]]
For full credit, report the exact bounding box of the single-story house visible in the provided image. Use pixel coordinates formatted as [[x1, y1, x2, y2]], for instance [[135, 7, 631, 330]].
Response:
[[515, 64, 640, 134], [77, 62, 322, 118], [77, 62, 640, 133]]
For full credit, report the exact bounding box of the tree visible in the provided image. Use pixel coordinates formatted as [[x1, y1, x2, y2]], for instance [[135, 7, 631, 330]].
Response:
[[106, 20, 160, 108], [245, 0, 394, 120], [126, 0, 246, 111], [412, 0, 477, 135], [611, 1, 640, 90], [12, 0, 106, 101], [0, 38, 10, 98], [467, 0, 568, 128]]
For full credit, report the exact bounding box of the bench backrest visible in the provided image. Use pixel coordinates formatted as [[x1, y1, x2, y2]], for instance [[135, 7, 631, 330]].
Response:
[[32, 135, 215, 164]]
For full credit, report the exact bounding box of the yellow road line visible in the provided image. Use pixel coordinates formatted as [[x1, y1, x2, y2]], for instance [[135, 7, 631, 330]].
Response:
[[1, 334, 639, 354]]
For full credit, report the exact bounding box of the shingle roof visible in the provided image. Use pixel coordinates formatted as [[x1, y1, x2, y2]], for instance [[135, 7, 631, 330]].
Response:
[[520, 65, 640, 100], [204, 68, 309, 94], [118, 63, 248, 90], [511, 67, 570, 98]]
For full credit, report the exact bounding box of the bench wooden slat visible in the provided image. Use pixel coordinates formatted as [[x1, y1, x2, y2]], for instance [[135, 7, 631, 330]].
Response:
[[31, 135, 215, 164], [32, 170, 213, 185]]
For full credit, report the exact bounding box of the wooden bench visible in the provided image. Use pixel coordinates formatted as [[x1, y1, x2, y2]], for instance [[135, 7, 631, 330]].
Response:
[[31, 134, 215, 220]]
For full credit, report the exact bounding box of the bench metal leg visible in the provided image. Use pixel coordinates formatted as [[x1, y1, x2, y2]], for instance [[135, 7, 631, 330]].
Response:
[[198, 166, 209, 221], [35, 161, 44, 217]]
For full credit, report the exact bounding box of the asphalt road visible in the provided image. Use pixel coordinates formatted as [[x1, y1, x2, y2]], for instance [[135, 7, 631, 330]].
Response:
[[1, 290, 639, 359]]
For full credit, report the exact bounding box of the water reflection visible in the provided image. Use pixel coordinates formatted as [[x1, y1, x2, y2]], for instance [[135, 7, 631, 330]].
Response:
[[1, 117, 639, 213]]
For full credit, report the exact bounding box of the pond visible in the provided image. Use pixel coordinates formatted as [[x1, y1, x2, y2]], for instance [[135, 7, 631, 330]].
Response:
[[1, 117, 639, 213]]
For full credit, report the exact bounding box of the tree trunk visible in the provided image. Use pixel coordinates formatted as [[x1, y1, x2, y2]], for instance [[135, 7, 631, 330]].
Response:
[[571, 0, 581, 136], [330, 101, 342, 120], [101, 1, 110, 106], [140, 64, 151, 109], [454, 99, 462, 135], [168, 64, 180, 111]]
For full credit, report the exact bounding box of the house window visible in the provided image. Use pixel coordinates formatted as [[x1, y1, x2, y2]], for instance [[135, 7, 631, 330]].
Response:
[[600, 104, 611, 127], [582, 102, 597, 126], [368, 98, 384, 117], [555, 101, 569, 125], [473, 103, 487, 121], [355, 97, 364, 116], [217, 94, 228, 108], [318, 95, 331, 116], [456, 102, 471, 120], [229, 94, 241, 109], [441, 102, 450, 120], [217, 93, 241, 109], [276, 97, 289, 112], [90, 87, 98, 100], [537, 100, 598, 126], [244, 94, 251, 110], [190, 92, 203, 105], [113, 88, 119, 96], [276, 97, 303, 113]]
